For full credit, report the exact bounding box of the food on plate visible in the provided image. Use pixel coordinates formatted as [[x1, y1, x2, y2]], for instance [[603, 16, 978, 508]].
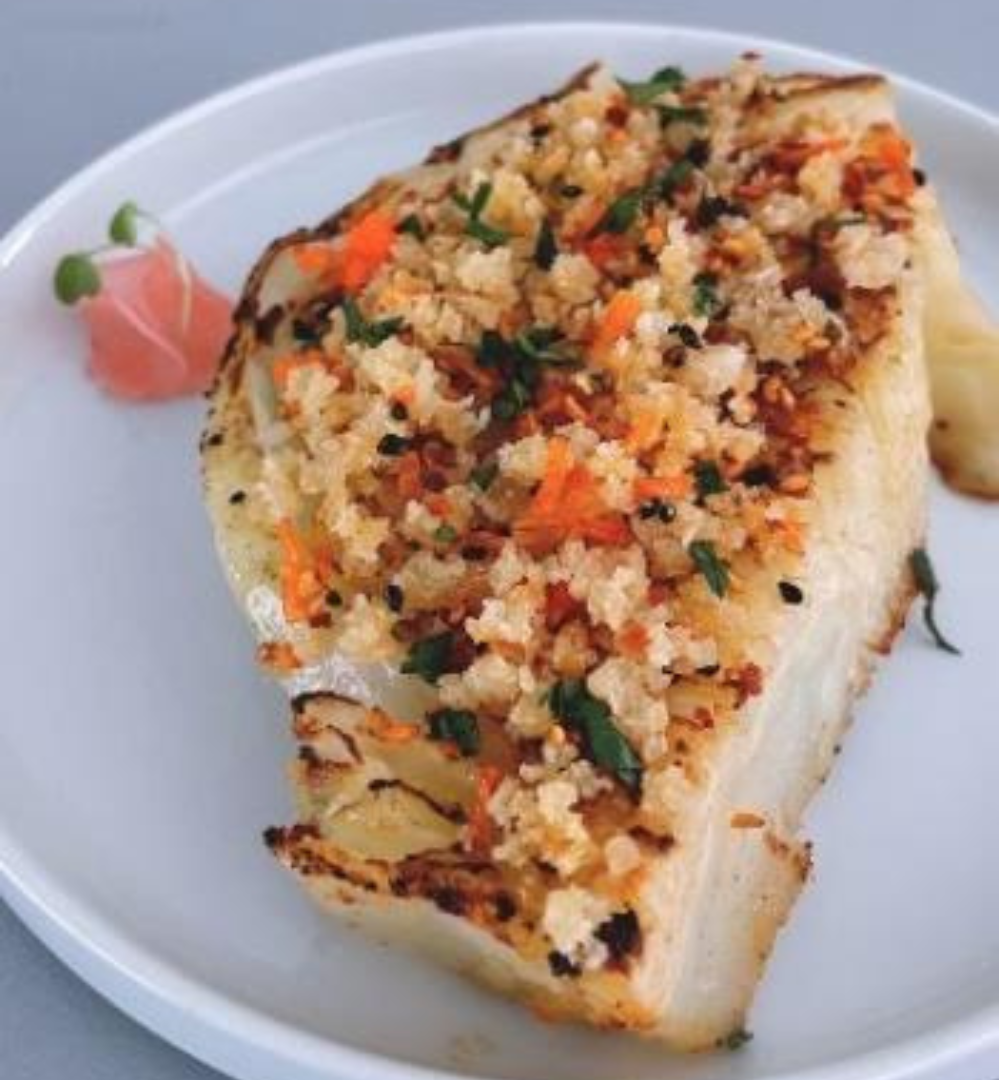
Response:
[[54, 202, 233, 400], [202, 57, 977, 1047], [916, 200, 999, 497]]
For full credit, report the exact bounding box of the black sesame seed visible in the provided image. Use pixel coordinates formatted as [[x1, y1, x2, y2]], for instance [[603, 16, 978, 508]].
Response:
[[385, 583, 404, 612], [669, 322, 702, 349], [779, 580, 804, 605], [741, 463, 776, 488], [697, 663, 721, 676], [547, 951, 582, 978], [206, 431, 224, 447], [559, 183, 584, 198], [913, 167, 927, 187], [390, 402, 409, 421], [326, 590, 343, 608], [657, 500, 677, 523], [685, 138, 711, 168], [639, 500, 661, 520], [377, 433, 411, 456], [228, 490, 246, 505]]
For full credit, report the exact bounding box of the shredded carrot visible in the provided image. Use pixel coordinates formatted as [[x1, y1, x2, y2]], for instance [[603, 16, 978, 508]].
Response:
[[633, 474, 693, 502], [256, 641, 301, 673], [424, 492, 452, 518], [366, 708, 419, 744], [574, 514, 632, 546], [617, 620, 650, 660], [271, 349, 327, 392], [591, 292, 642, 358], [863, 125, 911, 170], [396, 451, 423, 500], [580, 231, 627, 270], [292, 243, 337, 276], [338, 209, 396, 292], [276, 519, 329, 623], [393, 384, 416, 407], [513, 438, 631, 554], [468, 765, 503, 854], [623, 408, 662, 454]]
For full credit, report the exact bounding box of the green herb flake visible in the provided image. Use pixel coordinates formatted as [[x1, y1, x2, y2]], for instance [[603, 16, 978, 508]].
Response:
[[478, 327, 576, 420], [454, 181, 509, 249], [720, 1028, 753, 1052], [427, 708, 481, 756], [620, 64, 686, 106], [688, 540, 730, 598], [53, 253, 102, 306], [401, 630, 455, 684], [692, 272, 722, 318], [656, 104, 707, 127], [398, 213, 427, 241], [469, 461, 499, 492], [547, 679, 643, 794], [590, 189, 643, 236], [694, 460, 728, 500], [909, 548, 961, 655], [491, 379, 532, 421], [342, 296, 404, 347], [534, 218, 558, 269], [652, 157, 695, 203], [434, 523, 458, 544], [108, 200, 142, 246]]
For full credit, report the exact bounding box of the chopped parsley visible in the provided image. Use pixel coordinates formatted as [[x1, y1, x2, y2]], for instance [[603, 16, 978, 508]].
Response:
[[534, 218, 558, 269], [692, 271, 722, 318], [397, 213, 427, 240], [401, 630, 456, 684], [719, 1028, 753, 1051], [694, 460, 728, 500], [651, 157, 696, 203], [453, 182, 509, 249], [620, 64, 686, 106], [909, 548, 961, 655], [688, 540, 729, 598], [657, 104, 707, 127], [547, 679, 643, 794], [433, 523, 458, 544], [590, 188, 643, 236], [342, 296, 404, 346], [469, 461, 499, 491], [476, 326, 578, 420], [427, 708, 481, 756]]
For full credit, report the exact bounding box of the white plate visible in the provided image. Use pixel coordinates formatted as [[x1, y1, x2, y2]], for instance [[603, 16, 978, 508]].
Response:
[[1, 21, 998, 1080]]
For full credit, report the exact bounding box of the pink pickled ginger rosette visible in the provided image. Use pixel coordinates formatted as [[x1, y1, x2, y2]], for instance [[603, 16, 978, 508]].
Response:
[[54, 204, 233, 400]]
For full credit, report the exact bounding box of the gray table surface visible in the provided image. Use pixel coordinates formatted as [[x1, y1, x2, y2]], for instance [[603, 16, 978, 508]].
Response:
[[2, 1, 997, 1077]]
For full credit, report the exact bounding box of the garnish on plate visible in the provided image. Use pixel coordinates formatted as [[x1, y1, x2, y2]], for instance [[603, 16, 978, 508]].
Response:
[[909, 547, 961, 654], [53, 201, 233, 400]]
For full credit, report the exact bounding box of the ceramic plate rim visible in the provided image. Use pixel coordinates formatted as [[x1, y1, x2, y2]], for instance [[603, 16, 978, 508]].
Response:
[[1, 20, 997, 1080]]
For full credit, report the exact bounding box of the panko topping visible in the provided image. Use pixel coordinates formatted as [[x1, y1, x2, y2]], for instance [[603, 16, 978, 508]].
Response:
[[246, 57, 921, 974]]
